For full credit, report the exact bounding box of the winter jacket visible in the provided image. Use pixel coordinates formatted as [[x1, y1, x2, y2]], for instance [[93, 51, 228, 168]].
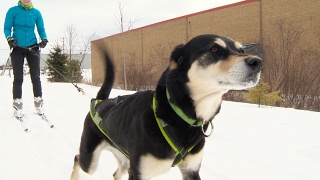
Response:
[[4, 2, 47, 47]]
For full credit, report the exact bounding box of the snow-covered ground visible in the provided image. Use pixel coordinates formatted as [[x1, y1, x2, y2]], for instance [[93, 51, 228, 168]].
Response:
[[0, 74, 319, 180]]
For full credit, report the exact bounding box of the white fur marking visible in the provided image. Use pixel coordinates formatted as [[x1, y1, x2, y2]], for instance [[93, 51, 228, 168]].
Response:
[[87, 141, 107, 174], [234, 41, 243, 49], [187, 62, 226, 122], [214, 38, 227, 48], [139, 154, 173, 179], [106, 145, 130, 169], [179, 148, 204, 172], [105, 143, 130, 180]]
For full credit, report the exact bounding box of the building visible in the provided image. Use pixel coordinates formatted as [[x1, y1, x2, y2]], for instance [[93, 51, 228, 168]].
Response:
[[91, 0, 319, 95]]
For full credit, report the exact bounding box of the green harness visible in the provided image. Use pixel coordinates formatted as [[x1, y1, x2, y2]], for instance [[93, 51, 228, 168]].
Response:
[[89, 89, 206, 167], [152, 94, 199, 166]]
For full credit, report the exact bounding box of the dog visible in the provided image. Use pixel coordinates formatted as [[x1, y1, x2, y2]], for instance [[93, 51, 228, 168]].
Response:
[[70, 34, 262, 180]]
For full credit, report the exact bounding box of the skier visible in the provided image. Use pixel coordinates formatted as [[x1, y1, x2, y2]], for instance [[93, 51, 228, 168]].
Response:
[[4, 0, 48, 117]]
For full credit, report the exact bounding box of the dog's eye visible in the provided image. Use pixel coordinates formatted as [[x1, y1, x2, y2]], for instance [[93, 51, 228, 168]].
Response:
[[239, 48, 244, 54], [211, 46, 219, 52], [211, 44, 221, 53], [211, 45, 225, 56]]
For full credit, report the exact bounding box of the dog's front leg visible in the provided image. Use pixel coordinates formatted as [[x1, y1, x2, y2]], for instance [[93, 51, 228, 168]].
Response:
[[127, 165, 141, 180], [178, 147, 204, 180], [70, 155, 80, 180], [178, 166, 201, 180]]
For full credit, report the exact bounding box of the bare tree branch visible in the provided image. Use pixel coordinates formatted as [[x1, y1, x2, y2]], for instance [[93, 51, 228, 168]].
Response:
[[64, 24, 78, 60]]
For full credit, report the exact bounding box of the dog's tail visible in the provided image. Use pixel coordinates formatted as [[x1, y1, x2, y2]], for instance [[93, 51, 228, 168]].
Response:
[[96, 52, 115, 100]]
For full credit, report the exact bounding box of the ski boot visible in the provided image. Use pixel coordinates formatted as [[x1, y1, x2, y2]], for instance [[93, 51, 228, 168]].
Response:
[[34, 96, 44, 115], [13, 98, 23, 118]]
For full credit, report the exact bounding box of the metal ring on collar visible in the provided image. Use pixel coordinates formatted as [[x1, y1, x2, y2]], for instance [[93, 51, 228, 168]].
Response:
[[202, 121, 214, 137]]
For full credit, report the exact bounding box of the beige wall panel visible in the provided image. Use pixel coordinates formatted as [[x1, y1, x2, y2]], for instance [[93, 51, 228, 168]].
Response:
[[262, 0, 320, 46], [91, 39, 108, 84], [138, 19, 189, 78], [141, 18, 188, 60], [187, 2, 260, 43]]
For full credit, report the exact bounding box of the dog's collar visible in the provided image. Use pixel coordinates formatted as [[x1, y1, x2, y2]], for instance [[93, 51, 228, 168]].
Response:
[[166, 87, 203, 127]]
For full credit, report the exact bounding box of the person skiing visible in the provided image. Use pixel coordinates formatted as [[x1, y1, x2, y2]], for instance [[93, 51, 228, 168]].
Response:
[[4, 0, 48, 117]]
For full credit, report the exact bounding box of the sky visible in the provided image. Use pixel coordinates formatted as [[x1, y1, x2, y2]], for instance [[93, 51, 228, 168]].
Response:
[[0, 72, 319, 179], [0, 0, 243, 65]]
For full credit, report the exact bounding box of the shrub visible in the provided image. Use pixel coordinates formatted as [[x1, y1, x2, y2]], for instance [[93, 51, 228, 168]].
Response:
[[245, 82, 283, 107]]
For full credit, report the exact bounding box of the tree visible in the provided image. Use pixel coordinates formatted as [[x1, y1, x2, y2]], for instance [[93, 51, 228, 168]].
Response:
[[78, 32, 96, 69], [245, 82, 283, 107], [63, 24, 78, 61], [263, 19, 320, 110], [114, 0, 139, 90], [66, 58, 83, 83], [47, 45, 83, 83], [46, 45, 68, 82], [52, 24, 94, 83]]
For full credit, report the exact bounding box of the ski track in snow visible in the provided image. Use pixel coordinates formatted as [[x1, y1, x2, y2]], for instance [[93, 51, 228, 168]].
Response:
[[0, 75, 319, 180]]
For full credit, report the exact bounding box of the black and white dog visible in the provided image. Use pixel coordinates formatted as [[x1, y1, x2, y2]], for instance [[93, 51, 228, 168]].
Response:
[[70, 34, 262, 180]]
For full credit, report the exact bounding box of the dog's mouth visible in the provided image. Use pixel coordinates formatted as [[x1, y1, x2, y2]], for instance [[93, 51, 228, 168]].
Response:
[[218, 71, 261, 90]]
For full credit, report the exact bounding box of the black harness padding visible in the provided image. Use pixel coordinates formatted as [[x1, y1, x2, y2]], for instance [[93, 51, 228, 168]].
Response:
[[90, 98, 129, 158]]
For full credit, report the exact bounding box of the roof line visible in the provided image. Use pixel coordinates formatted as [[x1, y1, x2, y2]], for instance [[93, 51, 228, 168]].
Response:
[[92, 0, 257, 42]]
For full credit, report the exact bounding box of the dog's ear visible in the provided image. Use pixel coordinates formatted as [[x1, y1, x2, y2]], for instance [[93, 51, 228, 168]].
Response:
[[157, 67, 170, 86], [169, 44, 184, 70], [158, 44, 184, 86]]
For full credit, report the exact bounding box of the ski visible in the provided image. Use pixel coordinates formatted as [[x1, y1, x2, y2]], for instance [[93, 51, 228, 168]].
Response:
[[14, 113, 53, 131], [38, 113, 54, 128], [15, 116, 28, 132]]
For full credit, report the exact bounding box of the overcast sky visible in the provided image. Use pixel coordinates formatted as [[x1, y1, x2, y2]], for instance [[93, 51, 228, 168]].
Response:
[[0, 0, 242, 65]]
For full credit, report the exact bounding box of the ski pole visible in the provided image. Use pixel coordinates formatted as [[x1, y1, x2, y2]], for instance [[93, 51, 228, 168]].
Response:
[[0, 49, 12, 95], [25, 45, 92, 99], [1, 48, 12, 76]]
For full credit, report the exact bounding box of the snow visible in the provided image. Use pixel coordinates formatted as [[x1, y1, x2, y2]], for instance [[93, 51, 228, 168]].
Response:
[[0, 74, 319, 180]]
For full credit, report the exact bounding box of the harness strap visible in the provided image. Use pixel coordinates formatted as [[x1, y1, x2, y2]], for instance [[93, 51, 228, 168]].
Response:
[[90, 99, 129, 159], [90, 95, 202, 167], [166, 87, 203, 126], [153, 95, 196, 166]]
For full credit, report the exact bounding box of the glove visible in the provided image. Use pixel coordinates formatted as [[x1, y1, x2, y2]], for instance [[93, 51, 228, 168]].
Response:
[[39, 39, 48, 48], [7, 37, 18, 49]]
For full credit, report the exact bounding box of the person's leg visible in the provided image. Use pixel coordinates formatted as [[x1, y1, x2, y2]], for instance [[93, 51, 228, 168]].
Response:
[[11, 47, 25, 99], [27, 48, 44, 113], [11, 47, 25, 117], [26, 48, 42, 98]]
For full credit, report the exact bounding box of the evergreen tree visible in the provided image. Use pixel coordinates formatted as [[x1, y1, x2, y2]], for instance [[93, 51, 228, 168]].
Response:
[[66, 59, 83, 83], [46, 45, 68, 82], [245, 82, 283, 107]]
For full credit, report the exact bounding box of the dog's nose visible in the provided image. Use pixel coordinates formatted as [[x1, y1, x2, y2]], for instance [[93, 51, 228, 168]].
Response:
[[245, 57, 262, 72]]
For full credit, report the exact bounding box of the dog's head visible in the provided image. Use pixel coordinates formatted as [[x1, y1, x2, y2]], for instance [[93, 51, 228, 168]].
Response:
[[167, 34, 263, 122], [169, 34, 262, 91]]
